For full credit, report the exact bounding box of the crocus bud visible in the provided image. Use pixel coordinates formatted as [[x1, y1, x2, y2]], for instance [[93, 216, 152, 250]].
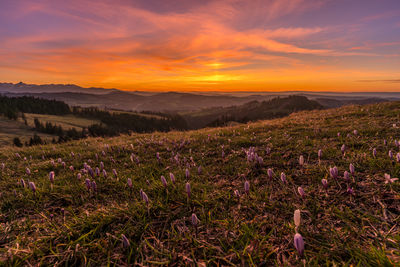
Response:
[[20, 178, 25, 188], [341, 144, 346, 154], [169, 173, 175, 184], [85, 179, 91, 190], [266, 168, 273, 179], [318, 149, 322, 159], [127, 178, 133, 188], [26, 167, 31, 175], [280, 172, 287, 184], [112, 169, 117, 178], [185, 182, 191, 198], [321, 179, 328, 189], [389, 150, 393, 160], [297, 187, 305, 198], [185, 169, 190, 179], [396, 153, 400, 163], [91, 181, 97, 192], [234, 189, 240, 198], [141, 190, 149, 205], [347, 186, 354, 195], [244, 181, 250, 194], [121, 234, 130, 248], [69, 166, 74, 171], [29, 182, 36, 193], [161, 175, 167, 188], [349, 163, 355, 175], [372, 148, 377, 157], [294, 233, 304, 256], [384, 139, 387, 146], [353, 129, 358, 136], [299, 155, 304, 166], [103, 169, 107, 178], [294, 209, 301, 228], [344, 171, 350, 182], [49, 171, 55, 184], [337, 132, 340, 137], [100, 162, 104, 170], [95, 167, 100, 176], [191, 213, 199, 226]]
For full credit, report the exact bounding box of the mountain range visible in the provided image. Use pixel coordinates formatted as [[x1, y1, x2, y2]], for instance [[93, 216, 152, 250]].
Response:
[[1, 82, 398, 112]]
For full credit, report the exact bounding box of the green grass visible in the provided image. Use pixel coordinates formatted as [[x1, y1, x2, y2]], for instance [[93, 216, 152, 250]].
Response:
[[0, 102, 399, 266]]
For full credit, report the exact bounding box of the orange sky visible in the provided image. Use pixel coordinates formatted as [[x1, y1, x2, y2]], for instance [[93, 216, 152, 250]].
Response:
[[1, 0, 399, 92]]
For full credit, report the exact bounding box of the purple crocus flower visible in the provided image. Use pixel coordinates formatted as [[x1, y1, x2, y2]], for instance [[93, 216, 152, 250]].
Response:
[[244, 181, 250, 194], [112, 169, 117, 179], [185, 182, 191, 198], [197, 166, 202, 174], [384, 173, 399, 184], [29, 182, 36, 193], [234, 189, 240, 198], [353, 129, 358, 136], [297, 187, 305, 198], [294, 233, 304, 256], [281, 172, 287, 184], [191, 213, 199, 226], [396, 153, 400, 163], [103, 169, 107, 178], [347, 186, 354, 195], [26, 167, 31, 175], [321, 179, 328, 190], [161, 175, 167, 188], [299, 155, 304, 166], [91, 181, 97, 192], [127, 178, 133, 188], [121, 234, 130, 248], [77, 173, 82, 180], [344, 171, 350, 182], [169, 172, 175, 184], [95, 167, 100, 176], [389, 150, 393, 160], [267, 168, 273, 179], [372, 148, 377, 157], [141, 190, 149, 205], [384, 139, 387, 146], [100, 161, 104, 170], [349, 163, 355, 175], [330, 167, 338, 179], [20, 178, 25, 188], [85, 179, 91, 190], [185, 169, 190, 179], [318, 149, 322, 159], [69, 165, 74, 171], [341, 144, 346, 154], [49, 171, 55, 184]]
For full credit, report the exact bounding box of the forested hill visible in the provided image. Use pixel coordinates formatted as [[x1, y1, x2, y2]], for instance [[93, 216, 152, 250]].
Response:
[[183, 95, 323, 129]]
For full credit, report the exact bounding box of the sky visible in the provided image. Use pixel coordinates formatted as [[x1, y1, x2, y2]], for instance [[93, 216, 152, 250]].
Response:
[[0, 0, 399, 92]]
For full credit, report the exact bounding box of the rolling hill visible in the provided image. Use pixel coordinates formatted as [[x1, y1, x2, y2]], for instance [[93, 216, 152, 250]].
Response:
[[0, 101, 399, 265]]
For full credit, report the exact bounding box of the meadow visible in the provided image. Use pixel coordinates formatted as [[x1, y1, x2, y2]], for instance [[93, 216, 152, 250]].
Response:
[[0, 101, 399, 266], [22, 113, 100, 131]]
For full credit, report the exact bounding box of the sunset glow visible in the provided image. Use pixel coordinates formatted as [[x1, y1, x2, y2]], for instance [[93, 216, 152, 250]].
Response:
[[1, 0, 399, 91]]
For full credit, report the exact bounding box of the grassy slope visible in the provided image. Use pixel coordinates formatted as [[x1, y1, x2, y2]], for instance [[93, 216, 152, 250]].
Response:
[[22, 113, 100, 130], [0, 102, 399, 266], [0, 116, 53, 146]]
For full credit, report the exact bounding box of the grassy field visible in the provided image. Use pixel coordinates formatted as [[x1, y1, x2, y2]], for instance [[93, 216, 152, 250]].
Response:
[[0, 102, 399, 265], [0, 116, 54, 146], [22, 113, 99, 130]]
